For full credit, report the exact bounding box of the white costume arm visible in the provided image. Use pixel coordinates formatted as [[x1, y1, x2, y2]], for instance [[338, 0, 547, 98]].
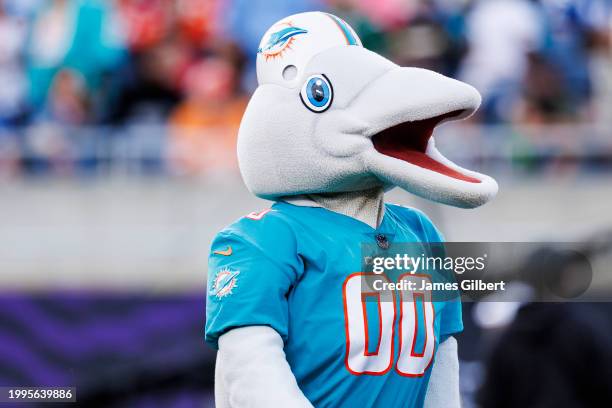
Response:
[[215, 326, 314, 408], [424, 336, 461, 408]]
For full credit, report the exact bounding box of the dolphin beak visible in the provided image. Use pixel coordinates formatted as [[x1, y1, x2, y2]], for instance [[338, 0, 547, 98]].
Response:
[[351, 67, 498, 208]]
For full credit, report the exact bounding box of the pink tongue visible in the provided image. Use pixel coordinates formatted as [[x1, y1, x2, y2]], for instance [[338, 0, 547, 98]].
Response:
[[381, 149, 482, 184]]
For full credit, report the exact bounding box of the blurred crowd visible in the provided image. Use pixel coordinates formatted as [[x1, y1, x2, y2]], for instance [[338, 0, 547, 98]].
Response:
[[0, 0, 610, 176]]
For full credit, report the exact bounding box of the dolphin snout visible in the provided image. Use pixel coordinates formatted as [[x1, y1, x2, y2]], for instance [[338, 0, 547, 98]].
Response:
[[347, 66, 496, 208], [349, 67, 481, 137]]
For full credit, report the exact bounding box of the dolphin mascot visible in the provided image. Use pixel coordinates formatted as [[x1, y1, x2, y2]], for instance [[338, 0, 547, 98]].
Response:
[[205, 11, 497, 408]]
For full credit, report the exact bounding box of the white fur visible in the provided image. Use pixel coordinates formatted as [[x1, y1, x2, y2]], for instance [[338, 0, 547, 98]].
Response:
[[239, 42, 498, 208], [216, 326, 314, 408], [424, 336, 461, 408]]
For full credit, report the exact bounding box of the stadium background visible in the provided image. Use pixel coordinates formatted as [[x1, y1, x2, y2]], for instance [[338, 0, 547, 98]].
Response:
[[0, 0, 611, 406]]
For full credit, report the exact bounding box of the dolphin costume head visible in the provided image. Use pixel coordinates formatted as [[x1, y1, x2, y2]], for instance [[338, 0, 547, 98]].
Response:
[[238, 12, 497, 208]]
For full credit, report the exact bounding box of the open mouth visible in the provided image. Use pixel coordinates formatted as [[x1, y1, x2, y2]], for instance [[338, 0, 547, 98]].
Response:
[[371, 110, 481, 183]]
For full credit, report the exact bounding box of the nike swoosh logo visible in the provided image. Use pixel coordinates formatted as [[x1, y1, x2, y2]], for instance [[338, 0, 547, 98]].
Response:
[[213, 246, 233, 256]]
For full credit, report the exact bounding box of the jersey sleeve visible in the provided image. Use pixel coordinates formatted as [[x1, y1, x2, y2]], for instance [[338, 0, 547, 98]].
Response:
[[439, 297, 463, 338], [205, 218, 301, 349], [410, 207, 464, 337]]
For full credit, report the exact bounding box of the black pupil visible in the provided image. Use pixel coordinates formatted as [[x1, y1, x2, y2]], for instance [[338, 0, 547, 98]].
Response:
[[311, 81, 325, 102]]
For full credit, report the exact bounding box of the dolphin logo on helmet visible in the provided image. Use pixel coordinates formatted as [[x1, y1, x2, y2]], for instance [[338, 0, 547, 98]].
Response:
[[258, 24, 309, 60]]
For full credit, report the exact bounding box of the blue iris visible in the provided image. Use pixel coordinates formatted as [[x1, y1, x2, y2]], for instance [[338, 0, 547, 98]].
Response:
[[300, 74, 333, 112], [306, 77, 330, 108]]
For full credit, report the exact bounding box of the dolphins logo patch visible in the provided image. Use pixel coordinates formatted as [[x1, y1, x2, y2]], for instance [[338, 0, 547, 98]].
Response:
[[258, 23, 308, 60], [209, 268, 240, 299]]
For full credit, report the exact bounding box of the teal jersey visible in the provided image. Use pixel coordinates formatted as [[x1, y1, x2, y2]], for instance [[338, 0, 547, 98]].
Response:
[[205, 201, 463, 408]]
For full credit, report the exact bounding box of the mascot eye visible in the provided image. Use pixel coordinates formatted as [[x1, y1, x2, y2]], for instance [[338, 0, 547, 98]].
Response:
[[300, 74, 333, 113]]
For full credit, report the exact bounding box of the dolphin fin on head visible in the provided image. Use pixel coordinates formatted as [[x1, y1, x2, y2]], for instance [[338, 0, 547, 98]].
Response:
[[238, 11, 497, 209]]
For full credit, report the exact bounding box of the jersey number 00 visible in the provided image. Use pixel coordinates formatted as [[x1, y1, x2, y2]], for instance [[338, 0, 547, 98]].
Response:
[[343, 273, 435, 377]]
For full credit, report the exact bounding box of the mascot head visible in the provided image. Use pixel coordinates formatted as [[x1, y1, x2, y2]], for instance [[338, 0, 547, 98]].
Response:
[[237, 12, 497, 208]]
